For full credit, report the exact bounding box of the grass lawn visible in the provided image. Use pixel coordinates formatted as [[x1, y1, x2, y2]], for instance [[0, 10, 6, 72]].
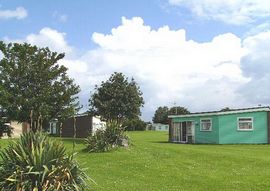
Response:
[[1, 131, 270, 190]]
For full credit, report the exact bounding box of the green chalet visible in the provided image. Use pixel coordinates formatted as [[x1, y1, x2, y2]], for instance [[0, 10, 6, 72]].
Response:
[[168, 106, 270, 144]]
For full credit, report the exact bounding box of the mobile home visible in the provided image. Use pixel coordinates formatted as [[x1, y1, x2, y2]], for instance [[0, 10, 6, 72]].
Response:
[[168, 107, 270, 144]]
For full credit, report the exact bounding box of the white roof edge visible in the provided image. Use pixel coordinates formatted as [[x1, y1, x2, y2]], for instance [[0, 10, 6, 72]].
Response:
[[168, 107, 270, 118]]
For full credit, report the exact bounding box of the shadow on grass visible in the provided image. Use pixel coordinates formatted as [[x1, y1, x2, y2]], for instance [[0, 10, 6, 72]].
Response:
[[60, 138, 85, 144], [150, 141, 172, 144]]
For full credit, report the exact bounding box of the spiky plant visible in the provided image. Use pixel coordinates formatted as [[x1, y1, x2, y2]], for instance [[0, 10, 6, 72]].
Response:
[[0, 132, 88, 190], [85, 121, 129, 152]]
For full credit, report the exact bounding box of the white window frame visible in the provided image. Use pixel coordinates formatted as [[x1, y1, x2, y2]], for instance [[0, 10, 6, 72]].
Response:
[[237, 117, 253, 131], [200, 118, 212, 131]]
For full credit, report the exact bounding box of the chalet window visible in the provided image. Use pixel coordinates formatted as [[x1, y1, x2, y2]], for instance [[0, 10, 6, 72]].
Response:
[[200, 119, 212, 131], [238, 117, 253, 130]]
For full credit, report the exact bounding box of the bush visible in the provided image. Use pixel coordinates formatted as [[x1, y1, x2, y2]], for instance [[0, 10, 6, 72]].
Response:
[[85, 122, 129, 152], [0, 132, 88, 190], [122, 118, 146, 131]]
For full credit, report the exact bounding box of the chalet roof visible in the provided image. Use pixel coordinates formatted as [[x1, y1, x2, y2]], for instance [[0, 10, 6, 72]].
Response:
[[168, 106, 270, 118]]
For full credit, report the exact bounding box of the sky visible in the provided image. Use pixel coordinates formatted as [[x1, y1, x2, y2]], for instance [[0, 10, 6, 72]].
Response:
[[1, 0, 270, 121]]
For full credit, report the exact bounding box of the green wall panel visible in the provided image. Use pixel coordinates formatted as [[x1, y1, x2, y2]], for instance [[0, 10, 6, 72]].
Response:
[[218, 111, 268, 144]]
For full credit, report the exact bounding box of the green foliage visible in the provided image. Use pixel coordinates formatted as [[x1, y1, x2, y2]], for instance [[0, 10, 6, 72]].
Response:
[[123, 118, 146, 131], [85, 122, 129, 152], [0, 42, 80, 131], [89, 72, 144, 124], [152, 106, 169, 124], [168, 106, 190, 115], [84, 129, 109, 152], [0, 132, 88, 190], [152, 106, 189, 124], [2, 132, 270, 190]]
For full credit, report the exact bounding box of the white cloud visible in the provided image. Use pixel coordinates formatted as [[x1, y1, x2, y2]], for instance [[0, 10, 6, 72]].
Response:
[[25, 28, 73, 54], [168, 0, 270, 25], [0, 7, 27, 20], [52, 11, 68, 23], [4, 27, 73, 55], [89, 17, 249, 118], [4, 17, 270, 120], [239, 31, 270, 105], [2, 27, 90, 109]]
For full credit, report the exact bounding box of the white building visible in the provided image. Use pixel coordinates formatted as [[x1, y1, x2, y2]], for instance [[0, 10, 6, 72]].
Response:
[[152, 123, 169, 131]]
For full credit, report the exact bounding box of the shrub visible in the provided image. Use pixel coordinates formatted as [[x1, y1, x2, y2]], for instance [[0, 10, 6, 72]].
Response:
[[85, 129, 110, 152], [0, 132, 88, 190], [85, 122, 129, 152]]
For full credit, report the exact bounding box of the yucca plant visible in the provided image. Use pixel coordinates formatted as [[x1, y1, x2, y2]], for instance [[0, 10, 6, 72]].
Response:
[[85, 121, 129, 152], [0, 132, 88, 191]]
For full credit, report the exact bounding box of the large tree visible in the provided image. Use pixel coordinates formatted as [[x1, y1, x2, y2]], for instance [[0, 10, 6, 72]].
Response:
[[152, 106, 169, 124], [89, 72, 144, 124], [0, 42, 80, 131], [152, 106, 190, 124]]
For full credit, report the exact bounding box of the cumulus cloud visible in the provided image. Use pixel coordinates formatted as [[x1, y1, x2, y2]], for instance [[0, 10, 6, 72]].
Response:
[[168, 0, 270, 25], [88, 17, 249, 118], [4, 17, 270, 120], [0, 7, 27, 20], [2, 27, 89, 108], [25, 28, 73, 54], [239, 31, 270, 105]]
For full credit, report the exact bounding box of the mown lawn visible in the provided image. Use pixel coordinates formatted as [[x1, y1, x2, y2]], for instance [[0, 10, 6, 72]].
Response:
[[1, 131, 270, 190]]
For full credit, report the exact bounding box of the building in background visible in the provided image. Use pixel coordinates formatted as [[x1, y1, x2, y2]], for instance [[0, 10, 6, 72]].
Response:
[[149, 123, 169, 131], [1, 121, 30, 138], [48, 114, 106, 138]]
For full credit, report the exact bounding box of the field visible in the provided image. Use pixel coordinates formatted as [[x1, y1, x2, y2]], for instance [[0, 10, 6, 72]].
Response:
[[1, 131, 270, 190]]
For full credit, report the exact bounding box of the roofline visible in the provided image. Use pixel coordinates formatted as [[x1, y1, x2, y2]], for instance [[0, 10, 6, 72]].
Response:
[[168, 106, 270, 118]]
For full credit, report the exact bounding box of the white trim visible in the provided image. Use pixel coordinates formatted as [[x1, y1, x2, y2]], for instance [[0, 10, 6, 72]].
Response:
[[168, 107, 270, 118], [237, 117, 253, 131], [200, 118, 212, 131]]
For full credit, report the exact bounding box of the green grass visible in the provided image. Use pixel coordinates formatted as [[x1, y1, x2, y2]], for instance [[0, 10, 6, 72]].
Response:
[[1, 131, 270, 190]]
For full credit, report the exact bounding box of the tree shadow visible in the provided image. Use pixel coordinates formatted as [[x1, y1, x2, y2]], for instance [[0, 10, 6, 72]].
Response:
[[150, 141, 173, 144]]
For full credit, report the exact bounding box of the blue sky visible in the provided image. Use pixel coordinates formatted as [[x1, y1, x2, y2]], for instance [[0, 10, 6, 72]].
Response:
[[1, 0, 270, 121]]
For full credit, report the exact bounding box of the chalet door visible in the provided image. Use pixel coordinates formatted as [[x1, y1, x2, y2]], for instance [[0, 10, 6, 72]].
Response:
[[181, 122, 187, 142], [172, 122, 181, 142], [186, 121, 195, 143]]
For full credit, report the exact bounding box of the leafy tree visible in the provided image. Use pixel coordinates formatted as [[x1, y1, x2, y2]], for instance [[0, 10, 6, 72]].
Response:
[[89, 72, 144, 124], [152, 106, 190, 124], [168, 106, 190, 115], [152, 106, 169, 124], [0, 42, 80, 132], [123, 118, 147, 131]]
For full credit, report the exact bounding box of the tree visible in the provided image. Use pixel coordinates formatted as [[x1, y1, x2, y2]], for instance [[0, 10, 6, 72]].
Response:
[[152, 106, 190, 124], [89, 72, 144, 124], [122, 118, 147, 131], [152, 106, 169, 124], [0, 42, 80, 132], [168, 106, 190, 115]]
